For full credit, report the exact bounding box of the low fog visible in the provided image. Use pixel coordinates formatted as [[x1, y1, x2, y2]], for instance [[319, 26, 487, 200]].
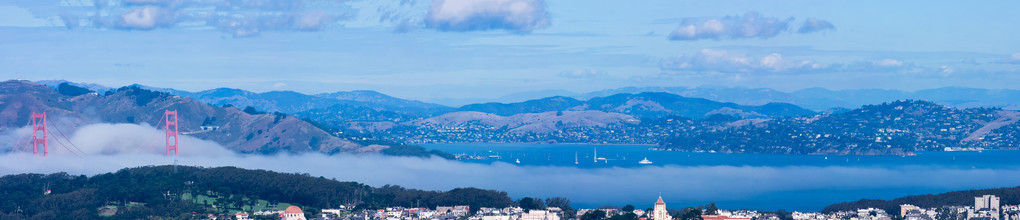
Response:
[[3, 123, 1020, 211]]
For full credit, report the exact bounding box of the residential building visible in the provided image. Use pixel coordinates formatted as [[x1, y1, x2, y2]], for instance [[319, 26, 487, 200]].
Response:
[[234, 212, 250, 220], [702, 215, 751, 220], [900, 205, 920, 217], [521, 210, 560, 220]]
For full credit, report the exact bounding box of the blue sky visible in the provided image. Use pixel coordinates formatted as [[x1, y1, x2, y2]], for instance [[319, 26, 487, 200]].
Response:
[[1, 0, 1019, 104]]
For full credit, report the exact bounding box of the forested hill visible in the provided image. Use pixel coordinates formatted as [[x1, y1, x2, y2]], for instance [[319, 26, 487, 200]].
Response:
[[822, 186, 1020, 215], [0, 166, 516, 219]]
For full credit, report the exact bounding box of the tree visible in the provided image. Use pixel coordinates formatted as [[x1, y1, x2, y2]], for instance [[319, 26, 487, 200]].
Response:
[[622, 205, 635, 212], [582, 209, 607, 220], [702, 203, 718, 215], [57, 83, 93, 96], [609, 213, 638, 220], [517, 197, 544, 212], [546, 197, 572, 210], [679, 207, 703, 220], [243, 106, 266, 115]]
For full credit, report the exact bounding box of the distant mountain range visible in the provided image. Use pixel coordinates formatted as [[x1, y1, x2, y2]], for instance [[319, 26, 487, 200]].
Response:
[[579, 86, 1020, 111], [39, 80, 1020, 113], [659, 100, 1020, 155], [373, 100, 1020, 155], [26, 80, 1020, 155], [2, 80, 382, 154], [440, 86, 1020, 111]]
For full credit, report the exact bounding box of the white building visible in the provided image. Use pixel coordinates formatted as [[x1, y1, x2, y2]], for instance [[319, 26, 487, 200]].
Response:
[[972, 195, 1001, 220], [320, 209, 342, 216], [653, 196, 672, 220], [234, 212, 250, 220], [521, 210, 560, 220]]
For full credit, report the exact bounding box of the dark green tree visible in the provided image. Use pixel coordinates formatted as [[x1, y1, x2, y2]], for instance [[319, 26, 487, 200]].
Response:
[[581, 209, 607, 220], [679, 207, 703, 220], [622, 205, 635, 212], [609, 213, 639, 220], [702, 203, 718, 215], [517, 197, 545, 212]]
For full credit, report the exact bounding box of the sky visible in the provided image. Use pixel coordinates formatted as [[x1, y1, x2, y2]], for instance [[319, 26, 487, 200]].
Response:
[[1, 0, 1019, 103]]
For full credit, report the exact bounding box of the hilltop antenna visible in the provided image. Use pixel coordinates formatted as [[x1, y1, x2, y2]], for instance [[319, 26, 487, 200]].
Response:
[[165, 110, 179, 156], [30, 112, 47, 156]]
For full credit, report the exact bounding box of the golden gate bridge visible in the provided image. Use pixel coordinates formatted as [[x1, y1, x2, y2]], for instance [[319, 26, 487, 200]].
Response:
[[8, 110, 181, 157]]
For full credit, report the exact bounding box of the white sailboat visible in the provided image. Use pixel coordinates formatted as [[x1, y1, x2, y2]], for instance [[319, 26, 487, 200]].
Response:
[[638, 157, 653, 164], [574, 152, 579, 164], [515, 158, 521, 164]]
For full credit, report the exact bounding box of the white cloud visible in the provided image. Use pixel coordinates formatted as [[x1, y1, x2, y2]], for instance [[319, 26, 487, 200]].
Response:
[[940, 65, 955, 75], [668, 12, 792, 41], [660, 49, 826, 74], [875, 59, 903, 67], [425, 0, 550, 33], [797, 18, 835, 33], [294, 10, 336, 31], [273, 82, 288, 89], [6, 0, 355, 37], [558, 69, 607, 79], [3, 123, 234, 157], [115, 6, 176, 30], [995, 53, 1020, 64]]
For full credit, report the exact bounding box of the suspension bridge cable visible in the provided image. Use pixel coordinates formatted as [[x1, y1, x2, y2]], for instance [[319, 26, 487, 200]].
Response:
[[137, 113, 166, 153], [50, 121, 87, 156], [46, 130, 80, 157], [9, 121, 32, 154]]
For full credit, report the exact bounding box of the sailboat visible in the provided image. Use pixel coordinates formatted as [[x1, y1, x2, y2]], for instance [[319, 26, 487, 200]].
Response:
[[594, 148, 606, 162], [638, 157, 653, 164], [515, 158, 521, 164], [574, 152, 579, 165]]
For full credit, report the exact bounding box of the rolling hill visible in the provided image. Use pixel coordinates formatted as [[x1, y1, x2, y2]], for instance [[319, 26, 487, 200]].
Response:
[[0, 80, 381, 154]]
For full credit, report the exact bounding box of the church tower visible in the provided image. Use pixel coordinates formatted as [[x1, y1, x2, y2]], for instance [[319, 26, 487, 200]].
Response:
[[653, 196, 672, 220]]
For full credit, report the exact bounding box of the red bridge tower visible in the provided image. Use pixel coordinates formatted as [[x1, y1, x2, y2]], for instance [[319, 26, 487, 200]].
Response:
[[30, 112, 47, 156], [165, 110, 178, 156]]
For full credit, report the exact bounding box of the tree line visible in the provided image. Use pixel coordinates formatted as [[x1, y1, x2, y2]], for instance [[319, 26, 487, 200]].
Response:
[[0, 165, 519, 219]]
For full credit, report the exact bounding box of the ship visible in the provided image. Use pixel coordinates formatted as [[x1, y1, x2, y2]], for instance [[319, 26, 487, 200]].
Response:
[[515, 158, 521, 164], [638, 157, 653, 164]]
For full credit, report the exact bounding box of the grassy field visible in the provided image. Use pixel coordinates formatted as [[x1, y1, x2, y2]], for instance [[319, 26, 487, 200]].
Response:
[[182, 192, 293, 214]]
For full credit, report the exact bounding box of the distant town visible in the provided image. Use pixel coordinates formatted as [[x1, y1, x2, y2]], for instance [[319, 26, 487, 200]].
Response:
[[215, 194, 1012, 220]]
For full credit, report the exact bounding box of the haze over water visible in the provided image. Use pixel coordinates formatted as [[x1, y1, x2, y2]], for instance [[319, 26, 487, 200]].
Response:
[[426, 143, 1020, 210]]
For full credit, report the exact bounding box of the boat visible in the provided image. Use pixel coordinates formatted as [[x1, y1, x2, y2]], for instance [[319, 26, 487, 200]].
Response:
[[638, 157, 653, 164], [574, 152, 579, 165], [594, 147, 608, 162], [515, 158, 521, 164]]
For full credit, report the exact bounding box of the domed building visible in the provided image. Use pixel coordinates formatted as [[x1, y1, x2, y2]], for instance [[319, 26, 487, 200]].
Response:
[[281, 206, 306, 220]]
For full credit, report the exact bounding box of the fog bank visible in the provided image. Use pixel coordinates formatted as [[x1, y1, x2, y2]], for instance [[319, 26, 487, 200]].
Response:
[[3, 123, 1020, 211]]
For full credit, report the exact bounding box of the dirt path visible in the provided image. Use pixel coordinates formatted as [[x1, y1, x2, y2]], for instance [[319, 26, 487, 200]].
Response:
[[963, 110, 1020, 142]]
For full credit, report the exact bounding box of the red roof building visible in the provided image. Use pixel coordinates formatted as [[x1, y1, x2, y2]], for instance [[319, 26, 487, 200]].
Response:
[[280, 206, 306, 220]]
